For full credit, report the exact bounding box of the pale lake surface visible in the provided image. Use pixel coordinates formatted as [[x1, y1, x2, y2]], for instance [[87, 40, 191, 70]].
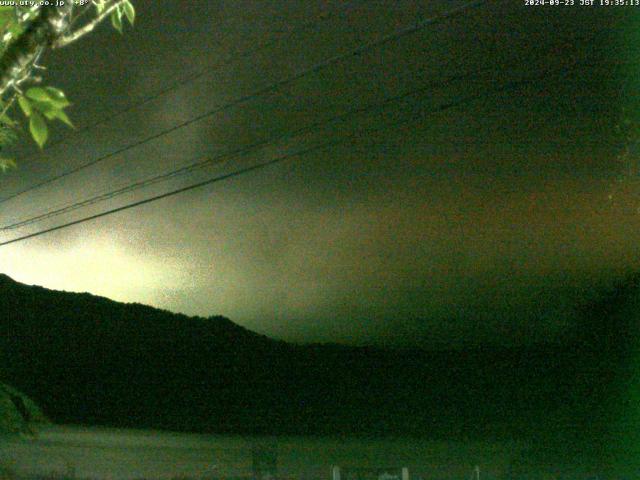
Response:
[[0, 426, 630, 479]]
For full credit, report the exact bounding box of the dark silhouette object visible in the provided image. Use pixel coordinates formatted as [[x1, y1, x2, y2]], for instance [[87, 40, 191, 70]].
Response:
[[8, 392, 31, 423], [0, 272, 633, 447], [0, 381, 46, 434]]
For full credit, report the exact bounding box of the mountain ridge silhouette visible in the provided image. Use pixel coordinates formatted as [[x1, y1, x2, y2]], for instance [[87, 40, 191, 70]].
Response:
[[0, 273, 635, 445]]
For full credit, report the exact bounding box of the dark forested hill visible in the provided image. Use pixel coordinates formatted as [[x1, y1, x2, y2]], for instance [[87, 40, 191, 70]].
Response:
[[0, 273, 634, 448]]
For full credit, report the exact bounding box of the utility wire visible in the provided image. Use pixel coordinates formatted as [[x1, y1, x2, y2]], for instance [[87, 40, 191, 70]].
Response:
[[0, 57, 594, 248], [6, 137, 623, 231], [0, 66, 491, 231], [0, 17, 619, 232], [3, 137, 623, 231], [0, 0, 487, 206], [8, 0, 368, 172]]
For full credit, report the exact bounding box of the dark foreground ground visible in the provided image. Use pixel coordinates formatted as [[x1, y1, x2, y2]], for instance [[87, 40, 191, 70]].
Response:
[[2, 274, 640, 478], [1, 426, 639, 480]]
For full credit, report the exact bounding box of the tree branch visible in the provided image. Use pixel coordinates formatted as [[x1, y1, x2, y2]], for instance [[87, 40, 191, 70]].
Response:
[[0, 5, 73, 96], [53, 0, 125, 49], [69, 3, 96, 29], [0, 92, 17, 119]]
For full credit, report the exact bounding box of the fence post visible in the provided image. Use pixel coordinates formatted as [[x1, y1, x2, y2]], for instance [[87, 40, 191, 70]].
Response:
[[402, 467, 409, 480], [332, 466, 341, 480]]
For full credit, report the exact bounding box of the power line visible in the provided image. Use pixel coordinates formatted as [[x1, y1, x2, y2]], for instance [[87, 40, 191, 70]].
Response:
[[3, 137, 624, 232], [0, 66, 490, 232], [0, 58, 592, 248], [0, 0, 487, 207], [0, 12, 619, 234], [0, 14, 620, 232], [9, 0, 369, 169], [7, 138, 624, 232]]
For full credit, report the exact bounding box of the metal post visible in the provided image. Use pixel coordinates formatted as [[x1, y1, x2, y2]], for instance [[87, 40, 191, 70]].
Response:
[[332, 466, 341, 480]]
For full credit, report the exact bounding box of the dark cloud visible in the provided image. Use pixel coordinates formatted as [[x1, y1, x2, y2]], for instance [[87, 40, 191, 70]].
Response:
[[0, 0, 637, 347]]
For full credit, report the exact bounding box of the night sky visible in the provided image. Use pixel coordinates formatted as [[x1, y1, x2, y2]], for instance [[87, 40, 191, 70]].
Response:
[[0, 0, 638, 347]]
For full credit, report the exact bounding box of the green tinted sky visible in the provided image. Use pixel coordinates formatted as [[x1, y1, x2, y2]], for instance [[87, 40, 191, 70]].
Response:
[[0, 0, 638, 347]]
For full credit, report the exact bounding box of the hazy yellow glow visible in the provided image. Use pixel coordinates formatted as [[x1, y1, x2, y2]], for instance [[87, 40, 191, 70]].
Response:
[[0, 225, 189, 306], [0, 173, 637, 347]]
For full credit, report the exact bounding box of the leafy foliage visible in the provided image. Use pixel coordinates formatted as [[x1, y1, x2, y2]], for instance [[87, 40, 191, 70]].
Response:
[[28, 112, 47, 149], [0, 1, 135, 161], [0, 110, 17, 146], [0, 7, 22, 53], [110, 0, 135, 34], [17, 87, 73, 148], [0, 0, 138, 437], [110, 7, 122, 33], [123, 1, 135, 25]]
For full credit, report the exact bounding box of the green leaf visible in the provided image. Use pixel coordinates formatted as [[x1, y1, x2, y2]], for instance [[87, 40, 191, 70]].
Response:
[[45, 109, 74, 128], [0, 157, 16, 173], [25, 87, 70, 109], [0, 7, 14, 30], [31, 100, 56, 116], [18, 96, 32, 117], [25, 87, 49, 102], [111, 8, 123, 33], [94, 0, 106, 14], [7, 22, 23, 40], [123, 1, 135, 25], [0, 124, 17, 147], [0, 109, 18, 147], [0, 113, 16, 127], [29, 112, 48, 148], [43, 87, 70, 105]]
